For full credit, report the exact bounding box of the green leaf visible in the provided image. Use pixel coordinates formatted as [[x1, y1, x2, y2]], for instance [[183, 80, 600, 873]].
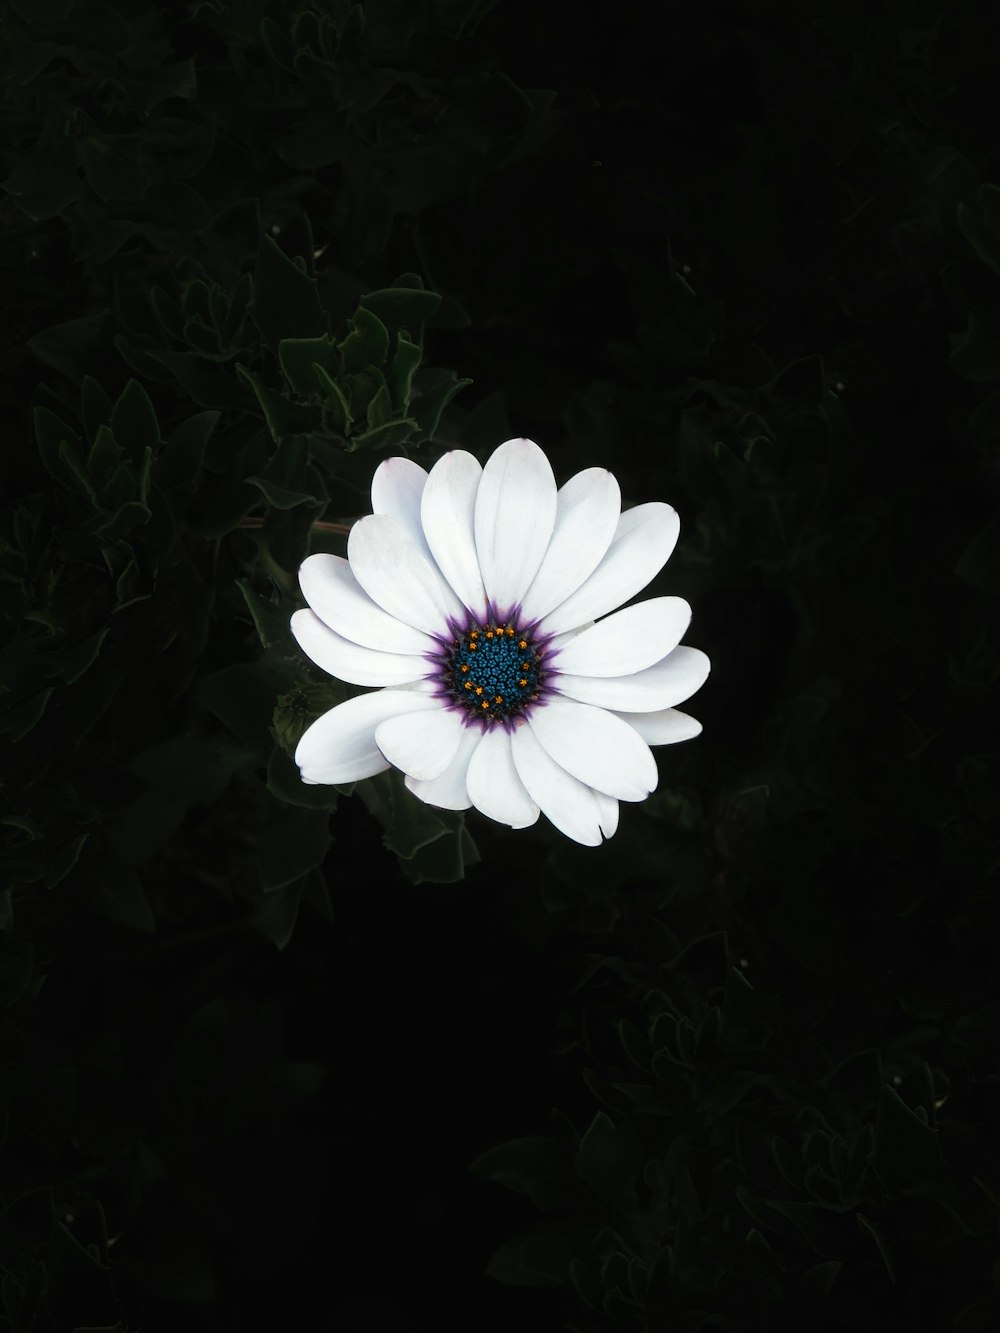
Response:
[[386, 334, 423, 411], [258, 804, 332, 892], [278, 336, 341, 398], [347, 418, 420, 453], [246, 434, 323, 510], [236, 577, 290, 650], [409, 370, 473, 443], [338, 306, 390, 374], [252, 232, 326, 349], [154, 409, 219, 490], [143, 347, 257, 411], [236, 364, 318, 443], [365, 382, 394, 430], [358, 770, 449, 859], [359, 286, 441, 334], [315, 364, 355, 434]]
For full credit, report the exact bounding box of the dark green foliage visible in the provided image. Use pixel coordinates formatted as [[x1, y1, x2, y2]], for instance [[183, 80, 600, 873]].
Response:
[[1, 0, 999, 1329]]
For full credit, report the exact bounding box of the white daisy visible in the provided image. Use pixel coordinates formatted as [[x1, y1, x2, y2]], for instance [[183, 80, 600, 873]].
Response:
[[290, 438, 710, 846]]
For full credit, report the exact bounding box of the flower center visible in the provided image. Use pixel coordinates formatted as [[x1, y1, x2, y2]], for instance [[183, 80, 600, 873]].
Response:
[[444, 621, 543, 724]]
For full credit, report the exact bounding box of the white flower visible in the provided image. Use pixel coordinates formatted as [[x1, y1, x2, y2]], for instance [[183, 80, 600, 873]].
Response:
[[291, 438, 710, 846]]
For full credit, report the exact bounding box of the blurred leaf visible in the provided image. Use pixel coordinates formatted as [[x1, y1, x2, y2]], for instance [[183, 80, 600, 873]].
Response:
[[957, 184, 1000, 277], [84, 859, 156, 933], [257, 804, 331, 892], [575, 1111, 641, 1212], [486, 1230, 577, 1288], [949, 313, 1000, 382], [359, 285, 441, 334], [954, 514, 1000, 594], [251, 880, 303, 950], [470, 1136, 566, 1211], [857, 1212, 895, 1282]]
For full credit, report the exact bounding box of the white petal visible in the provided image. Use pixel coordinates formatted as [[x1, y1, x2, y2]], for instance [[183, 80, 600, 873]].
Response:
[[555, 645, 710, 710], [375, 704, 466, 781], [405, 725, 482, 810], [420, 450, 488, 617], [519, 468, 621, 624], [611, 707, 703, 745], [294, 688, 440, 785], [370, 456, 433, 562], [509, 721, 604, 846], [298, 553, 435, 654], [465, 724, 540, 828], [539, 502, 680, 635], [551, 597, 691, 678], [594, 790, 619, 838], [528, 697, 657, 801], [291, 609, 430, 686], [474, 437, 557, 614], [348, 514, 464, 636]]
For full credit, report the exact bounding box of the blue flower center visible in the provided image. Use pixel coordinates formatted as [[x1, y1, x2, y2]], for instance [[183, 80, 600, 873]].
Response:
[[446, 622, 543, 723]]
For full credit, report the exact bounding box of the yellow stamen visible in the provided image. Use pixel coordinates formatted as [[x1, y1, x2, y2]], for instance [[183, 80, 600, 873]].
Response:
[[506, 627, 515, 637], [460, 664, 469, 673], [474, 686, 483, 696], [464, 681, 473, 690], [518, 639, 528, 649], [518, 677, 527, 686], [481, 699, 490, 708], [494, 694, 503, 703]]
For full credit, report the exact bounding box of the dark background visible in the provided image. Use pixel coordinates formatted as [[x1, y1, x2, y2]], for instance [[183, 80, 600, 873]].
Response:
[[2, 1, 998, 1329]]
